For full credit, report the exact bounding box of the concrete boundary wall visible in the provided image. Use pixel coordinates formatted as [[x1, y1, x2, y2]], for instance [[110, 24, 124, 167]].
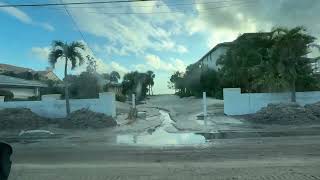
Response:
[[223, 88, 320, 115], [0, 92, 116, 118]]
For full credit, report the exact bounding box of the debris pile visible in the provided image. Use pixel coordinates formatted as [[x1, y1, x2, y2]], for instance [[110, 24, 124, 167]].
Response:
[[59, 108, 117, 129], [305, 102, 320, 118], [245, 103, 320, 125], [0, 108, 50, 130], [0, 108, 117, 130]]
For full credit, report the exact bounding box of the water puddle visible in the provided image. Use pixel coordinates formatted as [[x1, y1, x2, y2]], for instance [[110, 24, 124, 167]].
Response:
[[117, 110, 206, 146], [116, 110, 320, 146], [198, 130, 320, 140]]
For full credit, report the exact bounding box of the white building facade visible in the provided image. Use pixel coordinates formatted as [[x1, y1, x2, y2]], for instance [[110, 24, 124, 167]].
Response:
[[195, 42, 232, 71]]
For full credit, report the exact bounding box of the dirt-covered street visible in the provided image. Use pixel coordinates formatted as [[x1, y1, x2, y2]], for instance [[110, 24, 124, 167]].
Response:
[[9, 135, 320, 180]]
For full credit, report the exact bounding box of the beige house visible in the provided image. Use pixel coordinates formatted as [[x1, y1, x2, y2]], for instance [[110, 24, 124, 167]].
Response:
[[36, 69, 61, 82], [0, 75, 47, 99]]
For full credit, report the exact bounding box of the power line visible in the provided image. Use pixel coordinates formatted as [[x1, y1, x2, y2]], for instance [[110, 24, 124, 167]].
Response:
[[84, 1, 256, 15], [61, 1, 95, 55], [41, 0, 255, 9], [0, 0, 158, 8], [35, 0, 257, 15]]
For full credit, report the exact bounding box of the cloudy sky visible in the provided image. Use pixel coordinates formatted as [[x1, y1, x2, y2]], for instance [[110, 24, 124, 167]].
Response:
[[0, 0, 319, 94]]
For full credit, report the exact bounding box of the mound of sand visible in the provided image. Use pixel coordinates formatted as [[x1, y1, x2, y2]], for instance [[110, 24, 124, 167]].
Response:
[[245, 103, 320, 125], [305, 102, 320, 118], [59, 109, 117, 129], [0, 108, 117, 130], [0, 108, 51, 130]]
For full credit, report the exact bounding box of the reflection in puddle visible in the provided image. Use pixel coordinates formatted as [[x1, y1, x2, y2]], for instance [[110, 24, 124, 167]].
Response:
[[117, 132, 205, 146], [117, 110, 205, 146]]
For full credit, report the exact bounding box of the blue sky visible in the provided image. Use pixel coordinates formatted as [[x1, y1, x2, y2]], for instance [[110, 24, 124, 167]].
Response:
[[1, 0, 320, 94]]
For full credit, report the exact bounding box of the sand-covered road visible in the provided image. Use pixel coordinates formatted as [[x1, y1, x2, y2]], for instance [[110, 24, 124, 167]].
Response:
[[9, 135, 320, 180]]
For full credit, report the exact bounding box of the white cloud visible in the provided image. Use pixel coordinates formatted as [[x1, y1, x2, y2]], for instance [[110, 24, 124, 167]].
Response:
[[0, 3, 32, 24], [31, 47, 50, 60], [0, 2, 54, 31], [110, 61, 128, 75], [39, 23, 55, 32], [63, 0, 187, 55], [95, 58, 109, 74], [186, 0, 320, 48], [172, 58, 187, 72], [132, 64, 149, 72], [177, 45, 188, 53], [144, 54, 186, 72], [145, 54, 162, 70]]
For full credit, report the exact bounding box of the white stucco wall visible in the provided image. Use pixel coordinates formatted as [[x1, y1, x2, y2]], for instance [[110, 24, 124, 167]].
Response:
[[0, 92, 116, 118], [223, 88, 320, 115]]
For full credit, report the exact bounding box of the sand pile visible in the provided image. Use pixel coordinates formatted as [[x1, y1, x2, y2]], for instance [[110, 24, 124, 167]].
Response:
[[0, 108, 51, 130], [59, 109, 117, 129], [0, 108, 117, 130], [245, 103, 320, 125]]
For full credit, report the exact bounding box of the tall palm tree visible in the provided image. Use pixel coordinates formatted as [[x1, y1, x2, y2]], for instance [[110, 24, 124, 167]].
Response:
[[270, 26, 316, 102], [110, 71, 120, 83], [146, 71, 155, 95], [49, 40, 86, 115]]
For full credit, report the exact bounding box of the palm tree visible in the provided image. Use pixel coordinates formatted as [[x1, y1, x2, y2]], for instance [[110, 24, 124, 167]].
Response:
[[146, 71, 155, 95], [110, 71, 120, 83], [49, 40, 86, 115], [270, 26, 316, 102]]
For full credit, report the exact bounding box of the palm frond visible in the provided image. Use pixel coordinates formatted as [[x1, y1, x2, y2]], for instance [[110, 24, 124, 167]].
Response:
[[70, 41, 86, 51], [69, 51, 85, 69], [48, 49, 63, 68], [52, 40, 65, 49]]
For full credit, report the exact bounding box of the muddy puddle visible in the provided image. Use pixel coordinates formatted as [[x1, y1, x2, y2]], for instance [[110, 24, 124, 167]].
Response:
[[117, 110, 320, 146], [117, 110, 206, 146], [198, 129, 320, 140]]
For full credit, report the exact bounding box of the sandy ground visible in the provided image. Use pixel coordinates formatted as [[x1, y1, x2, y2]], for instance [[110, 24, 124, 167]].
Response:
[[3, 95, 320, 179], [144, 95, 249, 132], [9, 135, 320, 180]]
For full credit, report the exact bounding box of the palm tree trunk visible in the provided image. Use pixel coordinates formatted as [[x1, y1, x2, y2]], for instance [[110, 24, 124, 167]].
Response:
[[291, 79, 296, 102], [151, 86, 153, 95], [64, 57, 71, 115]]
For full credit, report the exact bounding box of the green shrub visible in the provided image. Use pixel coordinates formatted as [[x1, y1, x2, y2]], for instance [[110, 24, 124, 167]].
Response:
[[28, 96, 40, 101], [116, 94, 126, 102], [0, 90, 14, 101]]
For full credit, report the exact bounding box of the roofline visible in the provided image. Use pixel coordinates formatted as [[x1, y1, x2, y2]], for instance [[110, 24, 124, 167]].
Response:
[[0, 82, 47, 88], [0, 82, 48, 87], [0, 83, 47, 88], [196, 42, 233, 64], [0, 75, 48, 87], [194, 32, 272, 65]]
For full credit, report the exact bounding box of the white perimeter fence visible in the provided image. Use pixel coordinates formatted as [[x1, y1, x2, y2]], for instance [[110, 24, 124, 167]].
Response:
[[223, 88, 320, 115], [0, 92, 116, 118]]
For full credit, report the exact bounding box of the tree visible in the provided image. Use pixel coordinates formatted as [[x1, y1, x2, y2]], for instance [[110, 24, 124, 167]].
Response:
[[110, 71, 120, 83], [217, 32, 274, 93], [122, 71, 149, 100], [48, 41, 86, 115], [86, 55, 97, 74], [68, 72, 100, 99], [146, 70, 155, 95], [200, 70, 222, 98], [270, 26, 316, 102]]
